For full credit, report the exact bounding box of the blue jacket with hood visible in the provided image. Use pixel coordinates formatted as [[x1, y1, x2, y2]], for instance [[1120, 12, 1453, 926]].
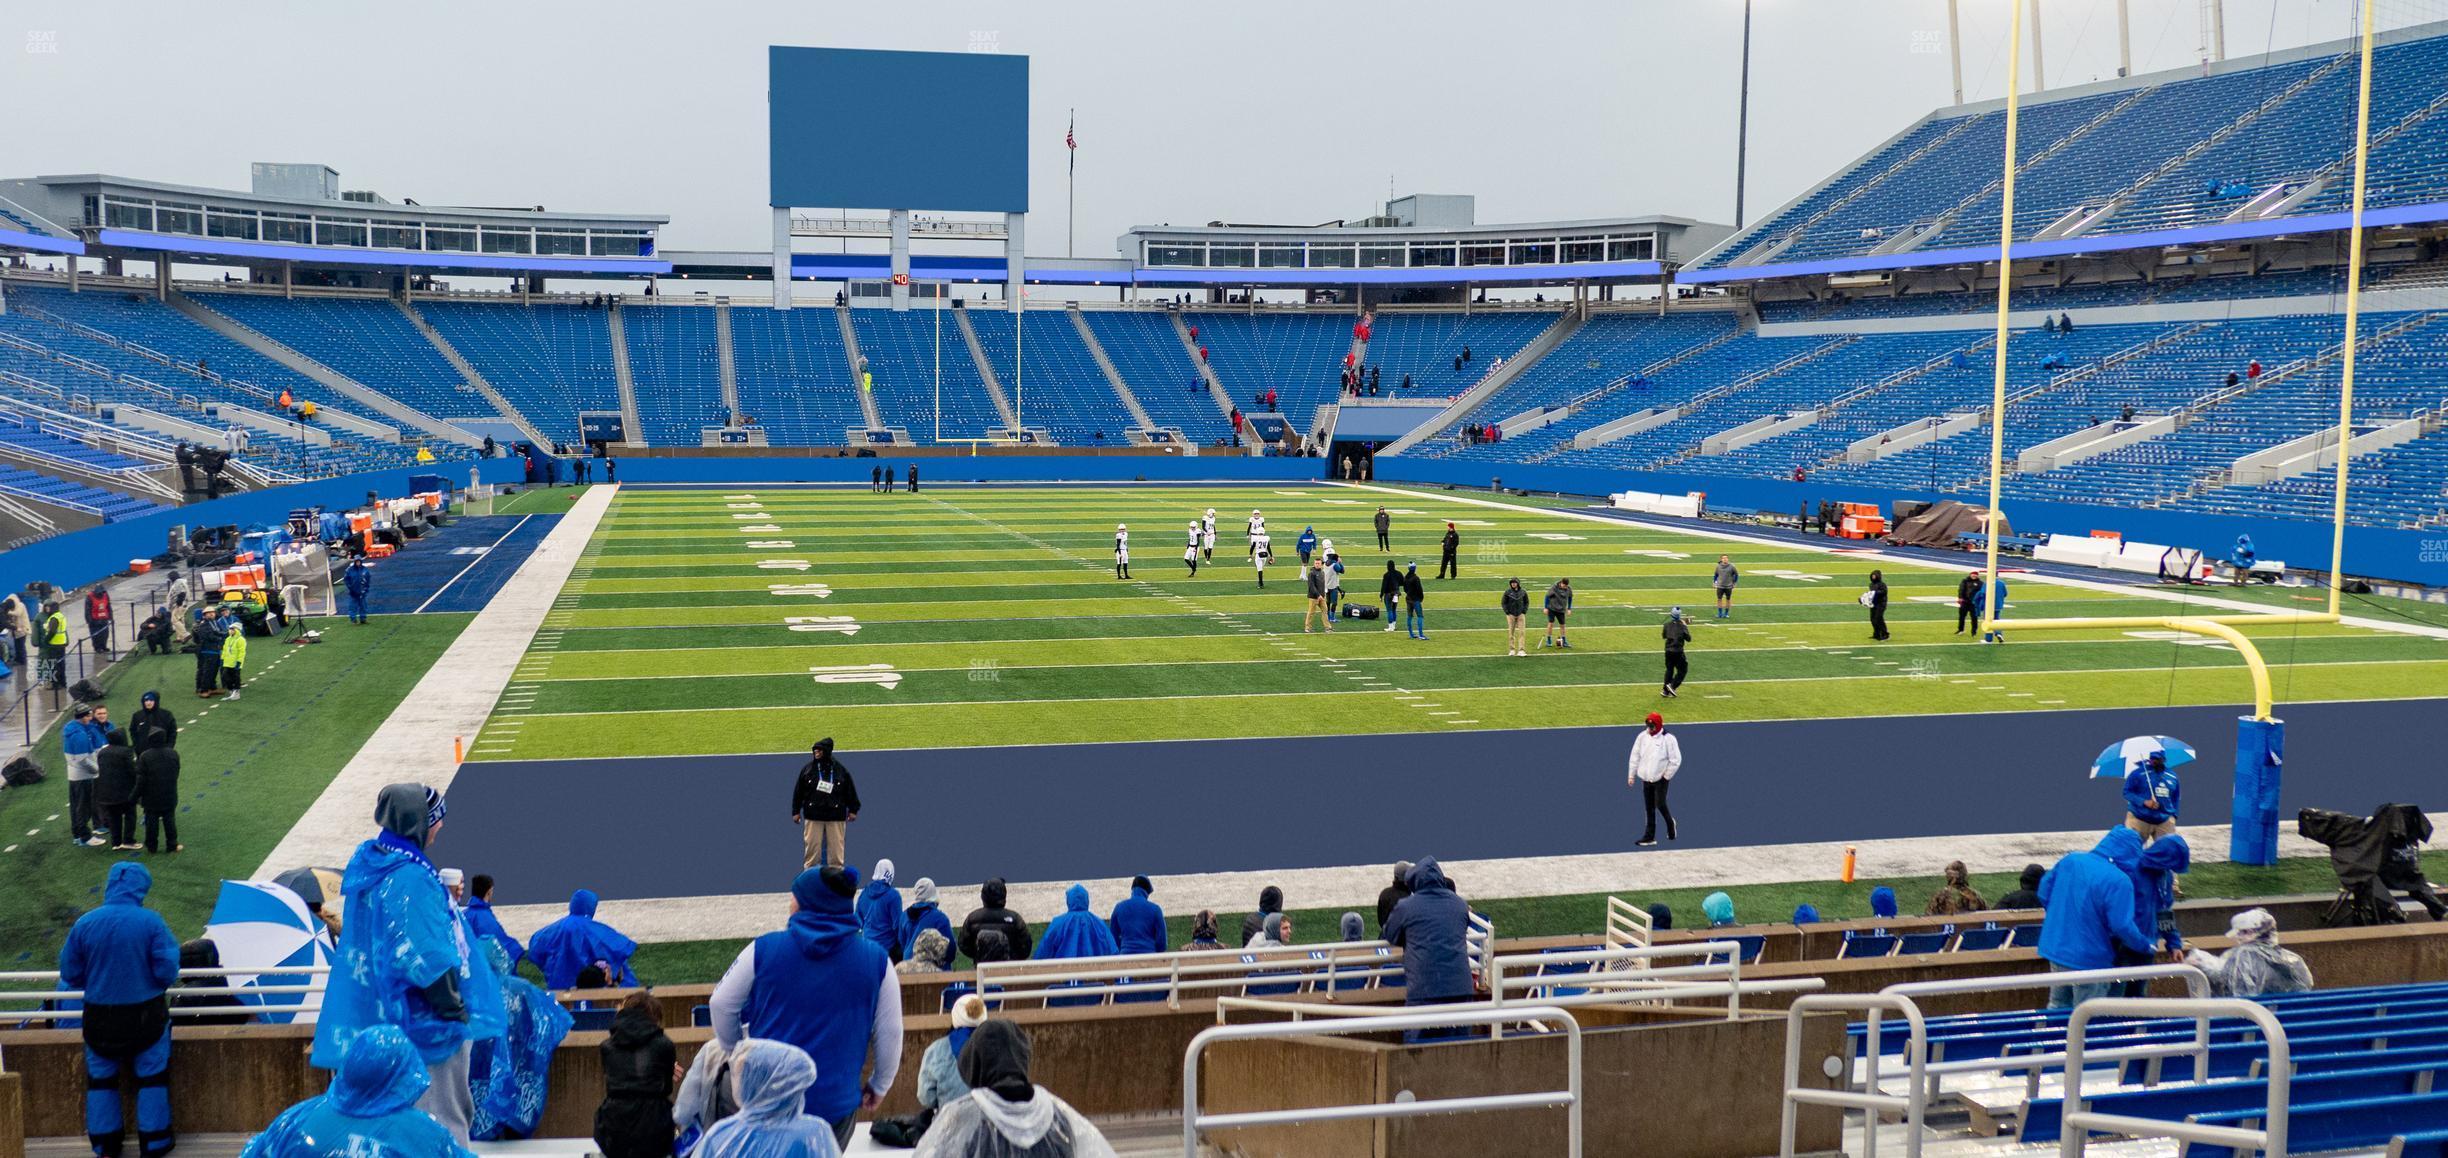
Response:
[[1034, 883, 1121, 960], [2123, 763, 2181, 825], [1382, 858, 1475, 1002], [243, 1024, 475, 1158], [2036, 828, 2160, 970], [1110, 880, 1167, 956], [2135, 834, 2191, 952], [60, 862, 180, 1007], [528, 890, 638, 990], [854, 861, 908, 962], [744, 867, 890, 1121], [312, 787, 479, 1068]]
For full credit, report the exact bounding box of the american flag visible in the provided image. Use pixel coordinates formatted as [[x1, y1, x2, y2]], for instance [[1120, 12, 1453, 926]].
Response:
[[1066, 114, 1076, 151]]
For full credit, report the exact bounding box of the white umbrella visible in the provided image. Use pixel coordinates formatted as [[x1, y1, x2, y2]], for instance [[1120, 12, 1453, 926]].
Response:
[[203, 879, 334, 1024]]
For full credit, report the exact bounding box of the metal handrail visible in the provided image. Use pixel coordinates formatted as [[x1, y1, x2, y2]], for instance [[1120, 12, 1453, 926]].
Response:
[[1486, 940, 1755, 1036], [1778, 964, 2211, 1158], [1183, 1003, 1582, 1157], [1, 966, 335, 1024], [970, 941, 1398, 1010], [2059, 997, 2289, 1157]]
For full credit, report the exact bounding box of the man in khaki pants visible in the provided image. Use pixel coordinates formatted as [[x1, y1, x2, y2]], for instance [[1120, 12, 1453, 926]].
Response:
[[791, 737, 860, 869]]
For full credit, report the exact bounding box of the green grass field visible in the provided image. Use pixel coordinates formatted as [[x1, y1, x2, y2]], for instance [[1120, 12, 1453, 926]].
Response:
[[468, 483, 2448, 761], [0, 614, 472, 968]]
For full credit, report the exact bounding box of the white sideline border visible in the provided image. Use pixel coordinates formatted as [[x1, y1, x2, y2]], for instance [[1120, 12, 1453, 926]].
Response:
[[255, 485, 618, 878]]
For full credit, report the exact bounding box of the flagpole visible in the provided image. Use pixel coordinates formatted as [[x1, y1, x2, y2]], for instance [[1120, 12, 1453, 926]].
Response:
[[1067, 109, 1077, 259]]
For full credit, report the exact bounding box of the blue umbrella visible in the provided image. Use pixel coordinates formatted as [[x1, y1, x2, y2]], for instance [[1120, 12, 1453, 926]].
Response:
[[2091, 736, 2196, 780], [203, 879, 335, 1025]]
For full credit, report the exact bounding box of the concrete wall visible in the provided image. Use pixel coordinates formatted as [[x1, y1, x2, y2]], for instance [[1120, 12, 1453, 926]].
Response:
[[1370, 453, 2448, 586], [1198, 1011, 1850, 1158]]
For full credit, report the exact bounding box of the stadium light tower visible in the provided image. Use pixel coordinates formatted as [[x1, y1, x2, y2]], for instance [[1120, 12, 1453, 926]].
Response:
[[1733, 0, 1753, 229]]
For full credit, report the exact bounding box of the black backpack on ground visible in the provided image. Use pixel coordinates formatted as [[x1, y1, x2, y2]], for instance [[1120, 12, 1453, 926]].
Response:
[[70, 679, 107, 703], [2, 755, 44, 787]]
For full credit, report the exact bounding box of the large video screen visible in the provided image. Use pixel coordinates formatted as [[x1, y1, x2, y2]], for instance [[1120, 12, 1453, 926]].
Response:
[[769, 46, 1029, 213]]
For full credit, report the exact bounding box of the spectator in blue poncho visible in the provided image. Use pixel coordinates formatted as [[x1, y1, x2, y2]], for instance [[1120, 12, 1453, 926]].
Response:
[[462, 875, 524, 972], [60, 860, 181, 1158], [313, 784, 498, 1143], [2230, 534, 2256, 585], [243, 1025, 474, 1158], [901, 879, 954, 970], [1792, 905, 1820, 925], [471, 940, 572, 1141], [1033, 884, 1121, 960], [693, 1039, 843, 1158], [1702, 892, 1737, 927], [1109, 876, 1166, 956], [855, 859, 909, 964], [1869, 887, 1899, 920], [2123, 750, 2181, 839], [529, 890, 639, 991]]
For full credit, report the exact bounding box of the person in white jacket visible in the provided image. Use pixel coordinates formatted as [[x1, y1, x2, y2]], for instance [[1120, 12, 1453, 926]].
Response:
[[1113, 524, 1130, 580], [1628, 711, 1682, 847]]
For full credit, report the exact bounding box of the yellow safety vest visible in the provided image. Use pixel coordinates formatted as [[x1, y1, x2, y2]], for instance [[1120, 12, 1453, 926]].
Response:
[[42, 612, 65, 646], [221, 630, 246, 669]]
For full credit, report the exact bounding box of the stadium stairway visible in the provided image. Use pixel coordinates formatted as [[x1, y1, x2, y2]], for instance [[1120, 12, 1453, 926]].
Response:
[[605, 301, 646, 445], [395, 298, 549, 447], [1065, 304, 1156, 432], [949, 307, 1024, 433], [1379, 308, 1584, 455], [836, 305, 884, 431]]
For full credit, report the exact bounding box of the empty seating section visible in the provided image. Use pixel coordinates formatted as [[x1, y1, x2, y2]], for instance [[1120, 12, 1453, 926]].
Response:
[[619, 306, 727, 446], [420, 301, 620, 447], [963, 309, 1129, 445], [1578, 333, 1964, 471], [850, 309, 1003, 439], [1362, 309, 1558, 397], [727, 307, 862, 444], [1441, 323, 1822, 465], [2001, 313, 2386, 510], [195, 293, 487, 422], [1191, 311, 1352, 432], [1438, 312, 1740, 453], [0, 285, 435, 475], [0, 419, 162, 520], [1702, 30, 2448, 269], [1077, 311, 1232, 442], [1843, 981, 2448, 1155]]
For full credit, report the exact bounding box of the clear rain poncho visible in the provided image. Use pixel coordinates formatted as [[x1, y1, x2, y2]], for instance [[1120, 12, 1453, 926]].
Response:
[[915, 1021, 1117, 1158], [693, 1039, 842, 1158], [2184, 909, 2314, 998]]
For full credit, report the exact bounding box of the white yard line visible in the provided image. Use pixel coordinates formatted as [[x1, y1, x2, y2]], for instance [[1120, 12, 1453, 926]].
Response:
[[256, 486, 619, 877]]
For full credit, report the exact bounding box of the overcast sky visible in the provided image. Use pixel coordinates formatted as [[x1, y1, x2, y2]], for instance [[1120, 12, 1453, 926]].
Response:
[[3, 0, 2411, 258]]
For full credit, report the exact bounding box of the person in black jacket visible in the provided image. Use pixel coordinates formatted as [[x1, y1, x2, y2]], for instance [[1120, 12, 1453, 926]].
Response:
[[1866, 570, 1891, 641], [1238, 885, 1284, 949], [95, 729, 141, 850], [790, 737, 859, 870], [957, 878, 1033, 965], [594, 989, 676, 1158], [1501, 579, 1530, 656], [137, 729, 181, 853], [1374, 862, 1414, 931], [1994, 864, 2047, 910], [1957, 571, 1984, 635], [1661, 607, 1692, 698], [1437, 523, 1461, 579], [169, 940, 249, 1026], [131, 691, 177, 755], [1378, 560, 1402, 630]]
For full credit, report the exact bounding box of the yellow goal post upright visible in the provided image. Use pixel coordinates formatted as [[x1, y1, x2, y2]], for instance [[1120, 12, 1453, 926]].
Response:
[[1973, 0, 2385, 863]]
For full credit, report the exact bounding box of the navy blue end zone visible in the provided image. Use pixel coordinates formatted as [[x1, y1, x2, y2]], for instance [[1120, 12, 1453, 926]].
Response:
[[360, 513, 559, 616], [442, 698, 2441, 906]]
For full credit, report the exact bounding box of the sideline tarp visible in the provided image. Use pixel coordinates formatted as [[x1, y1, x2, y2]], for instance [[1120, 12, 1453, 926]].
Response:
[[1886, 500, 2005, 549]]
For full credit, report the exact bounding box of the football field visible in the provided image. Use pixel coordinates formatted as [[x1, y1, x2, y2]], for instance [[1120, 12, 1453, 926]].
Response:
[[467, 482, 2448, 763]]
